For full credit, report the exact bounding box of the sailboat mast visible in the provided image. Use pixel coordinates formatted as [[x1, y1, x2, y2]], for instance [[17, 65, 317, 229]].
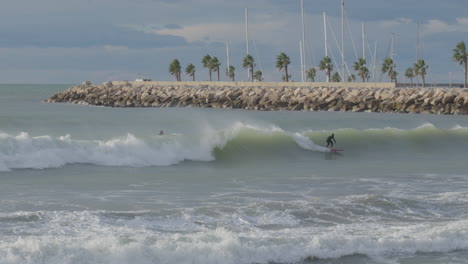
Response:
[[300, 41, 304, 82], [416, 22, 419, 87], [391, 32, 395, 60], [245, 8, 250, 80], [324, 12, 328, 57], [324, 12, 329, 82], [301, 0, 306, 82], [341, 0, 345, 81], [416, 22, 419, 62], [226, 42, 230, 79], [362, 23, 365, 60], [373, 41, 377, 82], [245, 8, 249, 55]]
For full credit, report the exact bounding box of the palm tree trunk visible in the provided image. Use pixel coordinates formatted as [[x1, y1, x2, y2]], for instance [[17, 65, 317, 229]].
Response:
[[410, 77, 413, 87], [422, 75, 426, 88], [193, 74, 195, 81], [464, 61, 467, 88], [209, 70, 212, 81], [285, 66, 289, 82], [217, 69, 220, 81]]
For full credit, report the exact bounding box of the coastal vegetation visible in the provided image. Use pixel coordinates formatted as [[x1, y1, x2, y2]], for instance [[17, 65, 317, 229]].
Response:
[[202, 54, 213, 81], [211, 57, 221, 81], [319, 56, 333, 82], [185, 64, 196, 81], [226, 65, 235, 81], [453, 41, 467, 88], [276, 53, 291, 82], [353, 58, 369, 82], [168, 59, 182, 81], [414, 59, 429, 88], [405, 68, 414, 87], [243, 54, 256, 82], [381, 58, 397, 84], [253, 70, 263, 82], [332, 72, 341, 82], [167, 41, 465, 85], [306, 68, 316, 82]]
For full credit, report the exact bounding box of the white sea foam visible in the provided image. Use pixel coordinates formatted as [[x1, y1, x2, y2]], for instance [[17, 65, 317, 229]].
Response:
[[291, 133, 330, 152], [0, 123, 296, 171], [0, 131, 221, 171], [1, 209, 468, 264]]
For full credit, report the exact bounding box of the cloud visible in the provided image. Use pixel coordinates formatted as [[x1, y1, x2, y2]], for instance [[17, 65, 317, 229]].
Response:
[[0, 0, 466, 83], [155, 20, 291, 46], [156, 23, 244, 43], [0, 23, 187, 48], [381, 18, 414, 27], [423, 18, 468, 34]]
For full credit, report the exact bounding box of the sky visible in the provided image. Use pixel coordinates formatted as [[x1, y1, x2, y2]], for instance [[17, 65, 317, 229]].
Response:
[[0, 0, 467, 84]]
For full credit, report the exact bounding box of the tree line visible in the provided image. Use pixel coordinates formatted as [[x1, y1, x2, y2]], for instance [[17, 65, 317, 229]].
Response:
[[169, 41, 467, 88]]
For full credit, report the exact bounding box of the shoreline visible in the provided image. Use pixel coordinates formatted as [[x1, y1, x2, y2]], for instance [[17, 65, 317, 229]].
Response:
[[45, 81, 468, 115]]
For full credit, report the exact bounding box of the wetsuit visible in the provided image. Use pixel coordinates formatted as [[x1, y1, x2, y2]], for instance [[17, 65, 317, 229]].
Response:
[[326, 134, 336, 148]]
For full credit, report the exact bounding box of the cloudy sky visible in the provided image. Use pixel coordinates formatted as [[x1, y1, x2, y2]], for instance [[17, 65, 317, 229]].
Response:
[[1, 0, 467, 84]]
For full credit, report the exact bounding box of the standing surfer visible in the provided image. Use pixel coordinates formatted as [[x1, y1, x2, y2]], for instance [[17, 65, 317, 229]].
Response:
[[326, 133, 336, 148]]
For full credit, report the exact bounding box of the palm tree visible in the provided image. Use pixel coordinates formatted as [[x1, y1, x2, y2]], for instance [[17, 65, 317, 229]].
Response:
[[243, 54, 256, 82], [168, 59, 181, 81], [226, 65, 235, 81], [276, 52, 291, 82], [353, 58, 369, 82], [414, 59, 429, 88], [405, 67, 414, 87], [332, 72, 341, 82], [185, 64, 196, 81], [253, 70, 263, 82], [347, 74, 356, 82], [319, 56, 333, 82], [391, 70, 398, 84], [381, 58, 396, 83], [306, 68, 316, 82], [202, 54, 212, 81], [453, 41, 467, 88], [210, 57, 221, 81]]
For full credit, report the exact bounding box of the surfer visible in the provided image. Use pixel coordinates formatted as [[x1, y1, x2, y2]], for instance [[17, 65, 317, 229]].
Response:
[[326, 133, 336, 148], [159, 130, 164, 135]]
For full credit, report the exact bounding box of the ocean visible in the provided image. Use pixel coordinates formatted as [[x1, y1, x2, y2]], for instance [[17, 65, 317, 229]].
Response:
[[1, 84, 468, 264]]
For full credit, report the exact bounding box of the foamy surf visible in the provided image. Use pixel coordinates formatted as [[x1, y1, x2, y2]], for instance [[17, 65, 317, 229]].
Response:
[[0, 132, 218, 171], [1, 209, 468, 264], [2, 123, 468, 171]]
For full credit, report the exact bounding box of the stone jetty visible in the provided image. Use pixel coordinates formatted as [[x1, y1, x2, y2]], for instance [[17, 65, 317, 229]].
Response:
[[45, 81, 468, 115]]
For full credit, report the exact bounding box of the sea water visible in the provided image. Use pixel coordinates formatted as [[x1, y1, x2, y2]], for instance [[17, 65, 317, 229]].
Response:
[[0, 84, 468, 264]]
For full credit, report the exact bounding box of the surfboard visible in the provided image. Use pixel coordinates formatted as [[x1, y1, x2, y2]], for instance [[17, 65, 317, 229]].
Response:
[[330, 149, 344, 152]]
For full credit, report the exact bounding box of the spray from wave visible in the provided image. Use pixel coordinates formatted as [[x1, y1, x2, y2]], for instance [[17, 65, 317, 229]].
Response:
[[1, 123, 468, 171], [1, 209, 468, 264], [0, 131, 219, 171]]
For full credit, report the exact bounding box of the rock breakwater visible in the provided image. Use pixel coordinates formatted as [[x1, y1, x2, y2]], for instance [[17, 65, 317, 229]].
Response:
[[45, 81, 468, 115]]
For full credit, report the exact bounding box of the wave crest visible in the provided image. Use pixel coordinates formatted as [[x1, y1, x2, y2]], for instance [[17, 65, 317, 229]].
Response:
[[2, 123, 468, 171]]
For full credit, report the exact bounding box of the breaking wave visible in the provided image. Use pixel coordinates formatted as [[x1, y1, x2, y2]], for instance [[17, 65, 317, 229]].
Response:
[[1, 123, 468, 171], [0, 207, 468, 264]]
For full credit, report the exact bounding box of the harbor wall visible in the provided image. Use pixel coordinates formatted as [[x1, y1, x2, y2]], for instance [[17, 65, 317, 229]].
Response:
[[45, 81, 468, 115]]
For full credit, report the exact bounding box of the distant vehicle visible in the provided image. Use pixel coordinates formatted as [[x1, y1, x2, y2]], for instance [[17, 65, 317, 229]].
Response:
[[135, 78, 152, 82]]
